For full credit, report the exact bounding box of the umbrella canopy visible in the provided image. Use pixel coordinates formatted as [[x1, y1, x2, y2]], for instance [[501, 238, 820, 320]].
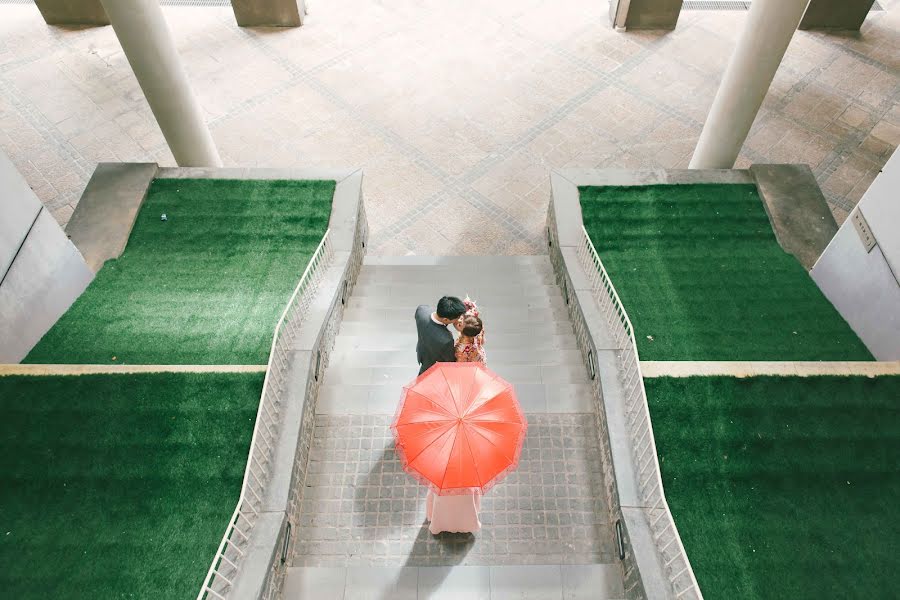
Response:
[[391, 362, 527, 496]]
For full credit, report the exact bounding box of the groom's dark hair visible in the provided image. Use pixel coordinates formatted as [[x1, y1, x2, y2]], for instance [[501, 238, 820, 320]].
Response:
[[436, 296, 466, 320]]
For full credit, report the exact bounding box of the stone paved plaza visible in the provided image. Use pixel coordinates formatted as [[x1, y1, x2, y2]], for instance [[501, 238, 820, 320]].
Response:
[[1, 1, 898, 255], [295, 414, 613, 567]]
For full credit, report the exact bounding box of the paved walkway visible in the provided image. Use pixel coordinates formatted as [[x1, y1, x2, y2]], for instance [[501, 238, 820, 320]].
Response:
[[294, 414, 613, 568], [0, 1, 897, 255]]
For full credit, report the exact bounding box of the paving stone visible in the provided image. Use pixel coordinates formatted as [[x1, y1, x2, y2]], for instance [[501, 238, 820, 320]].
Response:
[[293, 414, 614, 567], [1, 1, 894, 246]]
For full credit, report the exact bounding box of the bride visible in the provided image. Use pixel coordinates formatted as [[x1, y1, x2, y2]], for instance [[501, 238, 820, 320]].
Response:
[[453, 297, 486, 364]]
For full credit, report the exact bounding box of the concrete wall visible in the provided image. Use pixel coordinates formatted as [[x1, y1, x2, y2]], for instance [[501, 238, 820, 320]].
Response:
[[0, 151, 93, 363], [811, 148, 900, 360]]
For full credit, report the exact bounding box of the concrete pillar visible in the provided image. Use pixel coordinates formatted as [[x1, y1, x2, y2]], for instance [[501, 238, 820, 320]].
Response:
[[232, 0, 305, 27], [689, 0, 810, 169], [610, 0, 683, 30], [799, 0, 875, 30], [34, 0, 109, 26], [99, 0, 222, 167]]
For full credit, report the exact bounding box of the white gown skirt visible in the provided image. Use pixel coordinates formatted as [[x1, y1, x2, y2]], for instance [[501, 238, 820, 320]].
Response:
[[425, 489, 482, 534]]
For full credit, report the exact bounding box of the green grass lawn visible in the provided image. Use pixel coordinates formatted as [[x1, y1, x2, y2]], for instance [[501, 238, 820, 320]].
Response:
[[26, 178, 334, 365], [646, 375, 900, 599], [0, 372, 262, 599], [579, 184, 872, 361]]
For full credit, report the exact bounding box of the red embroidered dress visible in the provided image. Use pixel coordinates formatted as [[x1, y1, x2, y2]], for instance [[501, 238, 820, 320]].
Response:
[[455, 332, 486, 364], [455, 296, 486, 364]]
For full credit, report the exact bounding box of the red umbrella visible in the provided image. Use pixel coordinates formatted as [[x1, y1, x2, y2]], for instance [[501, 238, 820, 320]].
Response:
[[391, 362, 527, 495]]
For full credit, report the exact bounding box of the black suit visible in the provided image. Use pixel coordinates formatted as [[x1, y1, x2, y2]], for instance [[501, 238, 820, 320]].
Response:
[[415, 305, 456, 375]]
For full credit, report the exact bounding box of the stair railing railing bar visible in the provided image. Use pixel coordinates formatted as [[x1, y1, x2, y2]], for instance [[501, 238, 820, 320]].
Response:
[[198, 231, 335, 600], [575, 225, 702, 599]]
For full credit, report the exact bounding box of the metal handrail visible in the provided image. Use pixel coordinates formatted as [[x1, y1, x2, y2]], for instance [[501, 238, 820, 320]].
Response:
[[197, 231, 334, 600], [576, 225, 702, 599]]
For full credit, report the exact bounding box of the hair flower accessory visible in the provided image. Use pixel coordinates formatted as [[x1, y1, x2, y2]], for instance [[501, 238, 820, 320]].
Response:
[[463, 295, 479, 317]]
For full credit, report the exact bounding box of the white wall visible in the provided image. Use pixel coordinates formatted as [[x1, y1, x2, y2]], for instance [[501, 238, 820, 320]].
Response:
[[0, 152, 42, 278], [0, 150, 93, 363], [811, 148, 900, 360]]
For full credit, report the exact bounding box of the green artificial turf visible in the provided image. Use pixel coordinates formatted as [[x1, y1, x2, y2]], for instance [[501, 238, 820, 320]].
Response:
[[579, 184, 872, 361], [0, 372, 261, 600], [26, 178, 334, 365], [646, 375, 900, 599]]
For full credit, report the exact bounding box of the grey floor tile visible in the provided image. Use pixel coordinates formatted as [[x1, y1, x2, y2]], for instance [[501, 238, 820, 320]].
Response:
[[344, 566, 418, 600], [293, 414, 612, 568], [547, 384, 594, 413], [515, 383, 549, 412], [490, 565, 563, 599], [283, 567, 347, 600], [561, 564, 625, 599], [418, 566, 491, 600]]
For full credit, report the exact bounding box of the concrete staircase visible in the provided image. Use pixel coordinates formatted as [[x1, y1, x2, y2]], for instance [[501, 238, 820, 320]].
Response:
[[285, 256, 624, 599]]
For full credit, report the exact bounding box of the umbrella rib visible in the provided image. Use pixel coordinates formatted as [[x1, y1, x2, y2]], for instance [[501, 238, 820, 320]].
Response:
[[437, 367, 461, 417], [402, 423, 455, 468], [463, 381, 511, 416], [465, 405, 523, 423], [461, 422, 484, 491], [467, 422, 516, 465], [404, 389, 456, 419]]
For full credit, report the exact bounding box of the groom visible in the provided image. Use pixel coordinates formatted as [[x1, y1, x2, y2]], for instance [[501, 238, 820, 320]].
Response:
[[415, 296, 467, 375]]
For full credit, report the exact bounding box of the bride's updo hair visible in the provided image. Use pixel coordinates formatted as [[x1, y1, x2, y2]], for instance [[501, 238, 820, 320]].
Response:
[[461, 315, 483, 337]]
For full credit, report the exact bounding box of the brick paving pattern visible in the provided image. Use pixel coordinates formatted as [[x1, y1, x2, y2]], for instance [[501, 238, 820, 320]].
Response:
[[293, 414, 614, 567], [1, 1, 898, 254]]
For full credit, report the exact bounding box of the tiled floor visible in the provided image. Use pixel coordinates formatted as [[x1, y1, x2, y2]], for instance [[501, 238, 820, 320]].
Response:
[[0, 1, 898, 254], [293, 414, 614, 567]]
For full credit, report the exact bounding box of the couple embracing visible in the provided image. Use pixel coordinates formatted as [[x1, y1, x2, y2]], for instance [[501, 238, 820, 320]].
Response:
[[414, 295, 486, 376]]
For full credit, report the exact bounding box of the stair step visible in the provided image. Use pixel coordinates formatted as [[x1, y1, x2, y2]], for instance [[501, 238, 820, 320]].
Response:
[[316, 382, 595, 414], [348, 291, 568, 310], [332, 332, 579, 352], [352, 282, 562, 296], [363, 255, 553, 267], [359, 265, 556, 284], [283, 564, 625, 600], [341, 305, 570, 323], [336, 319, 573, 337], [327, 348, 585, 368], [321, 362, 590, 388]]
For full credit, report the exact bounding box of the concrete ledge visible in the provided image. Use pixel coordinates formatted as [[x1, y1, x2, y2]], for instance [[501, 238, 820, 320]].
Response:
[[154, 167, 357, 181], [0, 153, 43, 279], [217, 168, 366, 600], [613, 0, 683, 30], [0, 364, 266, 376], [549, 169, 689, 599], [555, 167, 753, 187], [0, 210, 94, 363], [799, 0, 875, 30], [231, 0, 304, 27], [641, 360, 900, 377], [34, 0, 109, 25], [66, 162, 158, 272], [751, 164, 838, 271]]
